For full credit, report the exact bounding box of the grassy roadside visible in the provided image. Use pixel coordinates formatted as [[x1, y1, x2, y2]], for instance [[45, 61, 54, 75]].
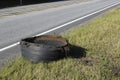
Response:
[[0, 7, 120, 80]]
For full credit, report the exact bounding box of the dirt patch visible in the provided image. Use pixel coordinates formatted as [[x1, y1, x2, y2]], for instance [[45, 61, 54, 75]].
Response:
[[81, 57, 98, 66], [112, 67, 120, 77]]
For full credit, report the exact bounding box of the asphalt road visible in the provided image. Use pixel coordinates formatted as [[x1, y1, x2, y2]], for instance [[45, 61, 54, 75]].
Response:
[[0, 0, 120, 66]]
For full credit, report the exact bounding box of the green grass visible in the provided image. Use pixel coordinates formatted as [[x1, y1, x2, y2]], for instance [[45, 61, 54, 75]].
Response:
[[0, 7, 120, 80]]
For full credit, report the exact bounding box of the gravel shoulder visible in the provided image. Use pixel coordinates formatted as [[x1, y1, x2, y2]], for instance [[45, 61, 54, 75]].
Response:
[[0, 0, 91, 18]]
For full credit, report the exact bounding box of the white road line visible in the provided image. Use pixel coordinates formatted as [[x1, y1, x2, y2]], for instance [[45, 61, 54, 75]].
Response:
[[0, 2, 120, 52]]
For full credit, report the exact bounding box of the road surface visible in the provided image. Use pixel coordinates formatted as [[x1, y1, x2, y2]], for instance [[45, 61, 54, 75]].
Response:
[[0, 0, 120, 66]]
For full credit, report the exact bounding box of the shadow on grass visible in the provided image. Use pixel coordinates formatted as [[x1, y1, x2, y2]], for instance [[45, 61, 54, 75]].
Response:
[[39, 44, 87, 63], [68, 44, 87, 58], [48, 44, 87, 63], [0, 0, 68, 9]]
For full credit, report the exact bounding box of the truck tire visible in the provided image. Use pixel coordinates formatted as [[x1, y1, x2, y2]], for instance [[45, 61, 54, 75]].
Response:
[[20, 35, 69, 63]]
